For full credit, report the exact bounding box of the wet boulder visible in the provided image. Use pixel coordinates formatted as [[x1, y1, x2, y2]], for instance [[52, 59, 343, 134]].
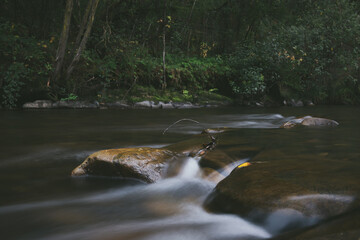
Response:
[[72, 134, 216, 182], [71, 148, 177, 183], [281, 116, 339, 128], [205, 157, 360, 233]]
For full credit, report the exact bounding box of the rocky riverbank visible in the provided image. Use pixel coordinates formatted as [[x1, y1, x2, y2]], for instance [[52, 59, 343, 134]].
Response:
[[22, 97, 318, 110], [22, 99, 231, 110]]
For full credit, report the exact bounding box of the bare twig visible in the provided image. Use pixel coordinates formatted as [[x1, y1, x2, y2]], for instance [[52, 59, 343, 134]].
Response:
[[162, 118, 201, 135], [162, 118, 216, 143]]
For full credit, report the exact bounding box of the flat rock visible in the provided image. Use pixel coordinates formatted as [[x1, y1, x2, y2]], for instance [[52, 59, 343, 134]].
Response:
[[72, 148, 177, 183], [72, 134, 216, 183], [281, 116, 339, 128], [205, 157, 360, 233]]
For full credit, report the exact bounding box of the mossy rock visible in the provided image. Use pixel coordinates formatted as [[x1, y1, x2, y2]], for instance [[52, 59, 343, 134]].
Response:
[[205, 156, 360, 227], [72, 134, 215, 183], [72, 148, 177, 183]]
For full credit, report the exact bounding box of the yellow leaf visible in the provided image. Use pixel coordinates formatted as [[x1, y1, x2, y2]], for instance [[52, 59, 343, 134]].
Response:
[[237, 162, 251, 169]]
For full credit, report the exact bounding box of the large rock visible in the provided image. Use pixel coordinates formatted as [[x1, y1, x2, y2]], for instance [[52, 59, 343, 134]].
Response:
[[72, 134, 216, 182], [205, 156, 360, 233], [72, 148, 177, 183], [23, 100, 53, 109], [281, 116, 339, 128]]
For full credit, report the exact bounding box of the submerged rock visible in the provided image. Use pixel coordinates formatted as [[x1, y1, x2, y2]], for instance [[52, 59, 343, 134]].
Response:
[[272, 206, 360, 240], [205, 157, 360, 233], [281, 116, 339, 128]]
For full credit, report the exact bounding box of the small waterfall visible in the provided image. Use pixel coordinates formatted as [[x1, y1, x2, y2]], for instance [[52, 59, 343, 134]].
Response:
[[176, 157, 201, 179]]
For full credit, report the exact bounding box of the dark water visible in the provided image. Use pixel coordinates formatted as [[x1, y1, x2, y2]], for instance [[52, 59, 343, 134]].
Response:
[[0, 106, 359, 239]]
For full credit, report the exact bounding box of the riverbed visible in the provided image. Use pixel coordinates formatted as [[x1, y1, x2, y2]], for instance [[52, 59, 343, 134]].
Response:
[[0, 106, 359, 239]]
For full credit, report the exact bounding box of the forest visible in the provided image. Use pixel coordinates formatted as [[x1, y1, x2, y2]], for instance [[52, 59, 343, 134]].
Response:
[[1, 0, 360, 108]]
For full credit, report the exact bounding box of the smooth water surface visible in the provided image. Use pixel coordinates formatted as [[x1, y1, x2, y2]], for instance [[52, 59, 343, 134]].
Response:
[[0, 106, 359, 239]]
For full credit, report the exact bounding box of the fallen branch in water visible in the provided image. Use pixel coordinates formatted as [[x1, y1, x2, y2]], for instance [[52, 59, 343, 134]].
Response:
[[162, 118, 217, 156], [162, 118, 202, 135]]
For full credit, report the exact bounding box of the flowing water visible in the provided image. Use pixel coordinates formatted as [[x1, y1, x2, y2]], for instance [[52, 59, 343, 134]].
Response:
[[0, 106, 359, 239]]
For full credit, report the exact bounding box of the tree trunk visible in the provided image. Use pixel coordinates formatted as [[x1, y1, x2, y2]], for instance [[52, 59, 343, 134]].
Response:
[[75, 0, 93, 46], [49, 0, 73, 87], [182, 0, 197, 34], [65, 0, 99, 82], [162, 0, 167, 90]]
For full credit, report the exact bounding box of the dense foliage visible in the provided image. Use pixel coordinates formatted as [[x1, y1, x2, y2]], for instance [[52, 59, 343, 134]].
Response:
[[1, 0, 359, 108]]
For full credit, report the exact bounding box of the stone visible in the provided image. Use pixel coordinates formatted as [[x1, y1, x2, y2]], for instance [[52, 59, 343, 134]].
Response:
[[172, 102, 200, 109], [201, 128, 228, 135], [301, 117, 339, 127], [204, 157, 360, 233], [151, 102, 162, 109], [199, 149, 235, 170], [303, 100, 315, 106], [105, 101, 130, 109], [72, 148, 177, 183], [159, 101, 174, 109], [165, 134, 216, 157], [57, 101, 98, 109], [280, 116, 339, 128], [72, 134, 216, 182], [23, 100, 53, 109], [134, 101, 153, 108], [286, 99, 304, 107]]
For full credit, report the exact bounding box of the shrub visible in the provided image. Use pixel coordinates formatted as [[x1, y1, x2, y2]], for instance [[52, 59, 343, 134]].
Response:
[[0, 20, 52, 108]]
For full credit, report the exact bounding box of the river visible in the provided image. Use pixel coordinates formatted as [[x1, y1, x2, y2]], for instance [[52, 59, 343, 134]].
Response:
[[0, 106, 359, 239]]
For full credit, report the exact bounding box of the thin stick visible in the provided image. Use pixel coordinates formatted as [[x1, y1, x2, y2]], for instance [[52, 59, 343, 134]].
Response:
[[162, 118, 203, 135]]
